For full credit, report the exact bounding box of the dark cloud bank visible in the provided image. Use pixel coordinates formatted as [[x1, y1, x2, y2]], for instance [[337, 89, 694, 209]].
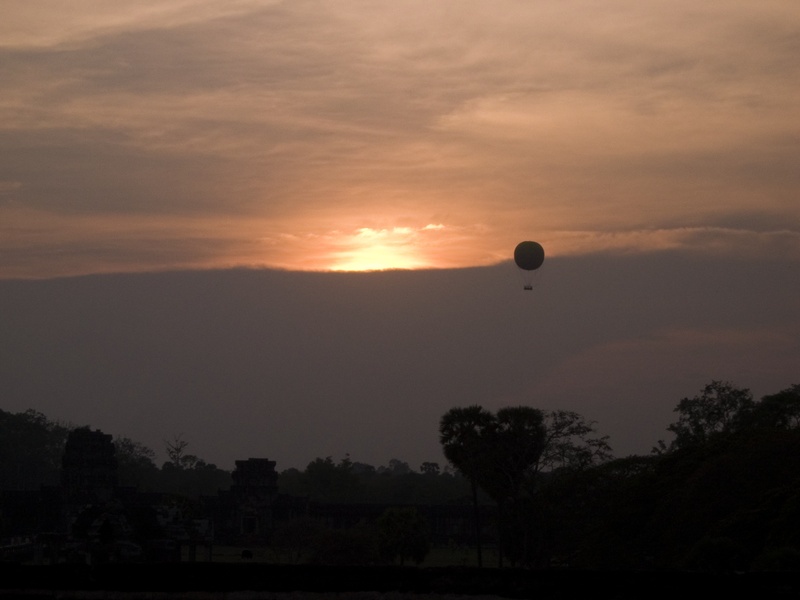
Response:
[[1, 252, 798, 471]]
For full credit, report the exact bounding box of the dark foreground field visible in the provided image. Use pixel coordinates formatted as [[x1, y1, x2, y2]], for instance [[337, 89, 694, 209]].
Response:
[[1, 564, 799, 599]]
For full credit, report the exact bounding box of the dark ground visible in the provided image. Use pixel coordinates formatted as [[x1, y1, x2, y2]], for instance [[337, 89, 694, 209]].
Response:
[[1, 564, 798, 599]]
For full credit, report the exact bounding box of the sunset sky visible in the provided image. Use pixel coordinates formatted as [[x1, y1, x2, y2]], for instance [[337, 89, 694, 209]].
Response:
[[1, 2, 799, 470], [2, 1, 798, 278]]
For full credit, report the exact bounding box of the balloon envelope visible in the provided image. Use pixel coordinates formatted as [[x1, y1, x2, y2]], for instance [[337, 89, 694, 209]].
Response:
[[514, 241, 545, 271]]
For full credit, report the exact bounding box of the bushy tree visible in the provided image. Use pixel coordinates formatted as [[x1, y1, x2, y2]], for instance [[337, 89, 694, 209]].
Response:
[[665, 381, 755, 449], [420, 462, 440, 475], [159, 435, 231, 497], [304, 456, 360, 502], [440, 405, 610, 502], [0, 409, 70, 489], [439, 406, 496, 486], [115, 436, 159, 490], [751, 384, 800, 430], [270, 517, 326, 564], [278, 457, 470, 505], [540, 410, 613, 472], [307, 526, 380, 566], [439, 405, 611, 566], [379, 458, 412, 475], [490, 407, 548, 499], [377, 506, 430, 565]]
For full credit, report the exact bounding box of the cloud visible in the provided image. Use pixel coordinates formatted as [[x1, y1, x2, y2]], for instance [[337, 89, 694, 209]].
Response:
[[548, 227, 800, 260], [0, 1, 798, 278], [0, 1, 280, 48], [3, 196, 799, 280]]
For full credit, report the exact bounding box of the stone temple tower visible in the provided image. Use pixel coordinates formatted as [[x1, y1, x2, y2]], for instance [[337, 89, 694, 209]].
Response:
[[228, 458, 278, 539], [61, 428, 118, 505]]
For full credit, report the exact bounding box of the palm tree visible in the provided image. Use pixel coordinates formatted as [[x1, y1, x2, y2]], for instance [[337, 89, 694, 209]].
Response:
[[439, 405, 494, 567]]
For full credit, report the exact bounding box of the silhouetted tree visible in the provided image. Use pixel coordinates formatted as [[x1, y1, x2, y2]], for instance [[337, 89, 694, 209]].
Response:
[[531, 454, 659, 569], [164, 434, 199, 469], [379, 458, 412, 475], [751, 384, 800, 430], [665, 381, 755, 449], [307, 526, 380, 565], [350, 461, 377, 476], [270, 517, 326, 564], [439, 405, 495, 567], [377, 506, 430, 565], [487, 407, 548, 566], [490, 407, 548, 496], [159, 435, 231, 497], [0, 409, 70, 490], [539, 410, 613, 472], [440, 405, 611, 567], [278, 458, 470, 505], [300, 456, 360, 502], [420, 461, 440, 475], [114, 436, 159, 490], [649, 427, 800, 569]]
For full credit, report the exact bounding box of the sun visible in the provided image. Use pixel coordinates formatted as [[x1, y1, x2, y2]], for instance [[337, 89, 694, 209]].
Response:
[[330, 245, 427, 271], [327, 227, 432, 271]]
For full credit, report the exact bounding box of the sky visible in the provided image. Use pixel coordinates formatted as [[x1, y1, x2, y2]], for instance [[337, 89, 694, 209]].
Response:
[[2, 1, 799, 276], [1, 1, 799, 470], [2, 257, 798, 471]]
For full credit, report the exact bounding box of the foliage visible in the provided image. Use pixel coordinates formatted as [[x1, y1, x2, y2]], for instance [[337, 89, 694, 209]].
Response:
[[307, 526, 380, 566], [290, 456, 360, 502], [540, 410, 613, 472], [0, 408, 70, 490], [751, 546, 800, 572], [277, 457, 471, 505], [665, 381, 755, 449], [420, 461, 440, 475], [438, 405, 496, 567], [164, 434, 207, 470], [377, 506, 430, 565], [270, 517, 327, 564], [439, 405, 611, 501], [488, 406, 548, 501], [379, 458, 412, 475], [159, 435, 231, 498], [7, 379, 800, 571], [114, 436, 160, 490], [438, 404, 611, 567], [651, 428, 800, 567], [439, 406, 496, 485], [528, 455, 660, 569], [685, 536, 748, 572], [751, 384, 800, 430]]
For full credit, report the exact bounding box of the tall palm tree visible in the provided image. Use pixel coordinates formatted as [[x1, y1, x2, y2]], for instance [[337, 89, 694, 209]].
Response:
[[439, 405, 494, 567]]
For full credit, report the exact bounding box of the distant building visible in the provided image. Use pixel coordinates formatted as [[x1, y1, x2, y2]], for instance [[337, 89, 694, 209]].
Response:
[[208, 458, 306, 545], [61, 428, 117, 512]]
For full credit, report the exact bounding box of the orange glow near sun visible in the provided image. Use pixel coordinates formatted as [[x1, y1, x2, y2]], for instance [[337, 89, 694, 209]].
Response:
[[327, 226, 435, 271]]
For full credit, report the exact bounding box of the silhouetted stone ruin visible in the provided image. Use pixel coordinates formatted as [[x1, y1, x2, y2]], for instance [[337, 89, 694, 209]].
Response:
[[214, 458, 279, 544], [61, 428, 118, 505]]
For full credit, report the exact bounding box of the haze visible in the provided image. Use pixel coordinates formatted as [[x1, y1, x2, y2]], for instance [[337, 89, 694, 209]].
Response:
[[1, 1, 798, 469]]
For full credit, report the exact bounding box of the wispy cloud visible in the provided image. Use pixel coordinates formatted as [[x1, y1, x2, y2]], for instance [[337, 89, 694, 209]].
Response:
[[1, 1, 798, 277]]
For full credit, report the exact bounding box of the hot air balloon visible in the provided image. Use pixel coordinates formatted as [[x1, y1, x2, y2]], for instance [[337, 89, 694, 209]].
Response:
[[514, 241, 544, 290]]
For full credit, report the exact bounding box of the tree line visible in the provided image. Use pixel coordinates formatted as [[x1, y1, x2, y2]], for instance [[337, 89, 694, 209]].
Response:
[[2, 380, 800, 569], [437, 381, 800, 570], [0, 414, 231, 498], [0, 412, 470, 505]]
